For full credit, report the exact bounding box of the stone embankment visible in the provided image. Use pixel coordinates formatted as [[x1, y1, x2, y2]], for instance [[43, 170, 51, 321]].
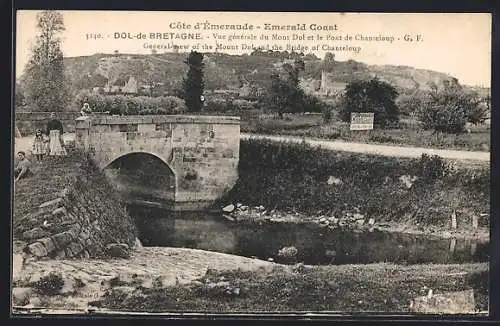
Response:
[[16, 158, 138, 260], [13, 149, 140, 310]]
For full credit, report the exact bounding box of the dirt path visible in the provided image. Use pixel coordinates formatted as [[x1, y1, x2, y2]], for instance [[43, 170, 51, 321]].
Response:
[[242, 133, 490, 163], [14, 133, 76, 154]]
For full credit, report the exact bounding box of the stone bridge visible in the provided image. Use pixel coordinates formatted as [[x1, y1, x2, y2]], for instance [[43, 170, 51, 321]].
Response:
[[75, 115, 240, 211]]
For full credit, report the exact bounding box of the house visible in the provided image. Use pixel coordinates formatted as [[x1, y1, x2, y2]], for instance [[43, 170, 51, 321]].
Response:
[[121, 77, 138, 94], [103, 76, 138, 94]]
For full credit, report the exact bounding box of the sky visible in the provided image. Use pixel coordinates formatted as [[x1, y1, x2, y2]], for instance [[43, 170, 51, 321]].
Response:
[[15, 11, 492, 87]]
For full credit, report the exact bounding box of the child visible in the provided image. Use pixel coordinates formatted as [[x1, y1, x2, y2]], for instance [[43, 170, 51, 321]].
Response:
[[80, 103, 93, 116], [14, 151, 32, 182], [32, 129, 47, 162]]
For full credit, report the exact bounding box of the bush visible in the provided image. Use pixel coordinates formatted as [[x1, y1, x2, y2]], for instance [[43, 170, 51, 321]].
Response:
[[396, 93, 424, 117], [409, 154, 450, 182], [204, 98, 231, 112], [418, 103, 468, 134], [322, 107, 333, 123], [301, 93, 328, 114], [224, 139, 406, 214], [31, 272, 64, 296], [109, 95, 128, 115], [339, 78, 400, 127], [231, 99, 257, 111], [449, 167, 490, 195], [204, 98, 257, 113], [159, 96, 186, 114], [417, 83, 484, 133], [73, 91, 186, 115]]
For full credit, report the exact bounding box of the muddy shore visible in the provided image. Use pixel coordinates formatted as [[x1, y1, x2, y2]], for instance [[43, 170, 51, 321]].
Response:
[[12, 247, 488, 314]]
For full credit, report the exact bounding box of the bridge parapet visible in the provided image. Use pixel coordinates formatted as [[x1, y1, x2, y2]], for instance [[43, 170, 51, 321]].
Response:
[[75, 115, 240, 211]]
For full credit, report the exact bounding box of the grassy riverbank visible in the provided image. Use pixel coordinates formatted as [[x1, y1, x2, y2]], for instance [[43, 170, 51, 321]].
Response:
[[13, 152, 83, 238], [220, 139, 490, 236], [92, 262, 488, 313]]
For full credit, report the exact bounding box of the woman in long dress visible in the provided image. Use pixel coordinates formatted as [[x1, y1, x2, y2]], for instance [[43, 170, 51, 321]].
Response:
[[46, 112, 67, 156]]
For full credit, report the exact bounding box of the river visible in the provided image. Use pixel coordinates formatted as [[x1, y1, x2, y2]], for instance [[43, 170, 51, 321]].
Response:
[[128, 205, 489, 266]]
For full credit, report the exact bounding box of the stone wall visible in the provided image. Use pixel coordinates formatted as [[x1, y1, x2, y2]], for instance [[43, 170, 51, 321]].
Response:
[[15, 111, 80, 136], [21, 158, 138, 259], [75, 115, 240, 210]]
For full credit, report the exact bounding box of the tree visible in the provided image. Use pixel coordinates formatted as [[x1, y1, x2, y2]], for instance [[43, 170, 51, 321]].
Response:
[[324, 52, 335, 62], [15, 81, 26, 107], [22, 11, 69, 112], [264, 59, 305, 118], [339, 78, 400, 126], [182, 51, 205, 112], [465, 95, 489, 125], [396, 89, 425, 117], [304, 52, 320, 61], [263, 58, 326, 117], [321, 52, 335, 72], [417, 81, 486, 133], [267, 72, 290, 118]]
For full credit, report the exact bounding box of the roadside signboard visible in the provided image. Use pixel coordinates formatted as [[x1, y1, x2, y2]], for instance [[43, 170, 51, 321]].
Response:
[[350, 112, 374, 131]]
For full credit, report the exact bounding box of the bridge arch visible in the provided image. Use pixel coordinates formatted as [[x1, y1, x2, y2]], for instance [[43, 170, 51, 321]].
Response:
[[100, 150, 176, 176], [102, 151, 178, 203]]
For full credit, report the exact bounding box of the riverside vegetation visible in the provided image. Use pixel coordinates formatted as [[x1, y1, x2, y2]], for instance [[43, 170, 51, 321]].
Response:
[[219, 139, 490, 236]]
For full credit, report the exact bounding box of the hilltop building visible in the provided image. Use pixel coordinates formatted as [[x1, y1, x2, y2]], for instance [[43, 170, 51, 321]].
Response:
[[100, 76, 139, 94]]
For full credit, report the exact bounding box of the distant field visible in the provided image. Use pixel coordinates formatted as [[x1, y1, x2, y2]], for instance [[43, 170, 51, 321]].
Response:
[[239, 113, 490, 152]]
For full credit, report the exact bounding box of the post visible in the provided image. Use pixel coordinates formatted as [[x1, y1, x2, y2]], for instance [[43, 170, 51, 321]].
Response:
[[75, 116, 91, 151], [472, 215, 479, 229], [15, 124, 22, 138], [470, 243, 477, 255], [451, 211, 457, 229], [449, 238, 456, 253]]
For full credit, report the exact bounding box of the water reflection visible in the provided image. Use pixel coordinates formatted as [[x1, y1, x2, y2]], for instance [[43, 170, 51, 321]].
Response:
[[129, 205, 489, 266]]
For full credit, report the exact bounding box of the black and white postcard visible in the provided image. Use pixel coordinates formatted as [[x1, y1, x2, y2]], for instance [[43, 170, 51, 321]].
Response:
[[12, 10, 491, 317]]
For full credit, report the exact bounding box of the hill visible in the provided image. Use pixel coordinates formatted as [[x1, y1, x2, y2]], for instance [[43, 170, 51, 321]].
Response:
[[34, 52, 488, 98]]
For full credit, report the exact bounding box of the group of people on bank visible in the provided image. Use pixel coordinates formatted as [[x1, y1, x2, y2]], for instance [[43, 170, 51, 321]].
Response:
[[14, 112, 68, 182], [15, 103, 96, 183]]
